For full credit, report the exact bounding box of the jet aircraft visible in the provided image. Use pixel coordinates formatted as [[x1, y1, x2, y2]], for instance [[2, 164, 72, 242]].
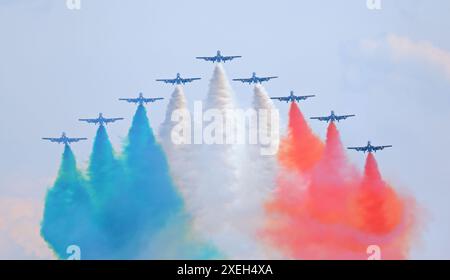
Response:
[[196, 50, 241, 63], [42, 132, 87, 145], [271, 91, 315, 103], [348, 141, 392, 153], [310, 110, 355, 123], [156, 73, 201, 85], [119, 92, 163, 106], [79, 113, 124, 126], [233, 72, 278, 84]]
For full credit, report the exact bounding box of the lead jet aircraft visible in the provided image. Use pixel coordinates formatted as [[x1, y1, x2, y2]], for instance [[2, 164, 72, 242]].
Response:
[[79, 113, 124, 126], [196, 50, 242, 63], [310, 110, 355, 123], [271, 91, 315, 103], [42, 132, 87, 145], [348, 141, 392, 153], [119, 92, 163, 106], [233, 72, 278, 84], [156, 73, 201, 85]]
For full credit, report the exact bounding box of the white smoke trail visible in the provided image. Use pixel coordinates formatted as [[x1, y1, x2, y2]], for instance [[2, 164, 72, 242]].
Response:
[[159, 85, 195, 204], [159, 66, 282, 259], [159, 65, 239, 258], [159, 80, 238, 236], [238, 85, 279, 201], [186, 64, 242, 258], [231, 85, 281, 259]]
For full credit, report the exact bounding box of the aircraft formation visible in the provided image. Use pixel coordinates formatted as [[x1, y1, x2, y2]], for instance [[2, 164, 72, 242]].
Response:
[[42, 50, 392, 154]]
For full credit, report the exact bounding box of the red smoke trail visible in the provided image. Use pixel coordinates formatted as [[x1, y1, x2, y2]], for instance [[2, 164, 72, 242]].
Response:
[[269, 102, 324, 224], [306, 122, 359, 225], [278, 102, 324, 173], [351, 153, 402, 234], [265, 122, 417, 259], [347, 153, 416, 259]]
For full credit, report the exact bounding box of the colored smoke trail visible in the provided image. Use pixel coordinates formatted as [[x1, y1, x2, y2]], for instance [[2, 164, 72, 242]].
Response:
[[87, 124, 128, 258], [114, 104, 184, 258], [41, 145, 96, 259], [124, 104, 218, 259], [347, 153, 417, 259], [42, 105, 219, 259], [88, 125, 124, 208], [278, 102, 324, 173], [39, 67, 419, 260], [123, 104, 183, 231], [306, 122, 360, 224], [351, 153, 403, 234], [265, 122, 417, 259]]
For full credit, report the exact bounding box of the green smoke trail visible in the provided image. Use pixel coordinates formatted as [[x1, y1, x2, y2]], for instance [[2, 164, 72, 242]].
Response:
[[42, 106, 221, 259], [41, 145, 95, 259], [122, 104, 220, 259], [87, 124, 130, 258], [123, 104, 183, 225]]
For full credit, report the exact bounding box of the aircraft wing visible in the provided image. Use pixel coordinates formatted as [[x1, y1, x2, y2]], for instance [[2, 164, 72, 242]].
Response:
[[181, 77, 201, 83], [310, 116, 329, 122], [258, 76, 278, 82], [233, 78, 252, 83], [373, 145, 392, 151], [196, 56, 214, 61], [336, 114, 355, 121], [119, 98, 139, 103], [42, 137, 62, 143], [144, 97, 164, 103], [270, 96, 290, 102], [68, 137, 87, 143], [222, 55, 241, 62], [294, 95, 315, 101], [348, 146, 367, 152], [156, 79, 176, 84], [79, 118, 99, 124], [104, 117, 124, 124]]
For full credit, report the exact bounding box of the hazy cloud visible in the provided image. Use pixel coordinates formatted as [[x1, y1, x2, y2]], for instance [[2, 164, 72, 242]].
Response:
[[361, 34, 450, 80]]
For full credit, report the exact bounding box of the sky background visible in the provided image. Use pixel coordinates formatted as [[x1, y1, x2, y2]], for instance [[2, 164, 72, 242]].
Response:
[[1, 0, 449, 259]]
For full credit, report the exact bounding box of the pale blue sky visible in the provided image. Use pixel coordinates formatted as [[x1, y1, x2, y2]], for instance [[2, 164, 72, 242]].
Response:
[[1, 0, 449, 259]]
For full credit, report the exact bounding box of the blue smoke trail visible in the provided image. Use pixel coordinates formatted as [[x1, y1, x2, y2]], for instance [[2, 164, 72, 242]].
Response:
[[123, 104, 183, 229], [88, 125, 123, 205], [122, 104, 220, 259], [87, 124, 132, 258], [41, 145, 96, 259]]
